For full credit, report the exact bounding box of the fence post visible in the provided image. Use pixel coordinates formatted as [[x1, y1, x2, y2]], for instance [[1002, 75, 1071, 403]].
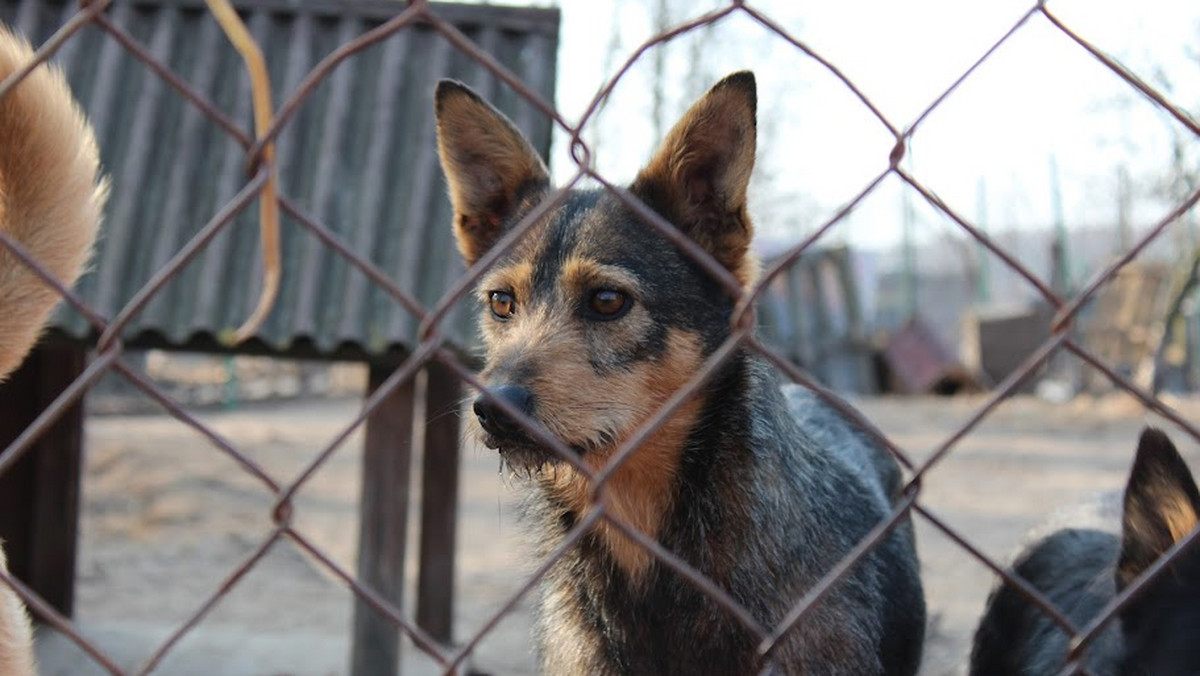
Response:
[[351, 365, 416, 676], [0, 345, 86, 618], [416, 360, 462, 644]]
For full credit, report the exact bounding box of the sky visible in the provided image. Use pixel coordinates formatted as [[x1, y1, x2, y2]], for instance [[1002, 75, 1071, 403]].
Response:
[[532, 0, 1200, 252]]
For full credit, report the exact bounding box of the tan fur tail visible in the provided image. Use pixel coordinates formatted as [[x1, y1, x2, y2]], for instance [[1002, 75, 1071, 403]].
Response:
[[0, 24, 107, 381], [0, 547, 35, 676], [0, 24, 108, 676]]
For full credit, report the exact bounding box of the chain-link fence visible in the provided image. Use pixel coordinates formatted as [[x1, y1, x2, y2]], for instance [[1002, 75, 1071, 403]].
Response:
[[2, 0, 1199, 674]]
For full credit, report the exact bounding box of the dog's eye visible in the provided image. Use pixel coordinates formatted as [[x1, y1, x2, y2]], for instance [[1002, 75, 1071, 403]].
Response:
[[489, 291, 516, 319], [586, 289, 630, 320]]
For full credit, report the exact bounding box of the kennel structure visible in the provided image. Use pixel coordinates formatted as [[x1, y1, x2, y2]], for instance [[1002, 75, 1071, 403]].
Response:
[[0, 1, 558, 673]]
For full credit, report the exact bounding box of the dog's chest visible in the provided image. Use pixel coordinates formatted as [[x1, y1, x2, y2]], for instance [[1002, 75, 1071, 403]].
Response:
[[535, 524, 766, 675]]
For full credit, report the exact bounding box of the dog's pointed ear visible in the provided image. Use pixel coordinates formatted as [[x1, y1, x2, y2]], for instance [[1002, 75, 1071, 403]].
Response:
[[630, 71, 757, 285], [1117, 427, 1200, 589], [435, 80, 551, 265]]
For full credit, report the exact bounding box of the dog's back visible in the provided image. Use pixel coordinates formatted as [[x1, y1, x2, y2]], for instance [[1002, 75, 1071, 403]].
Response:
[[764, 378, 925, 673], [970, 427, 1200, 675], [970, 528, 1124, 675], [784, 385, 905, 504]]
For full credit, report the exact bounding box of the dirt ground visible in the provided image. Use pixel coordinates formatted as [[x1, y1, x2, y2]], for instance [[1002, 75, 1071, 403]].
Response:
[[28, 391, 1200, 675]]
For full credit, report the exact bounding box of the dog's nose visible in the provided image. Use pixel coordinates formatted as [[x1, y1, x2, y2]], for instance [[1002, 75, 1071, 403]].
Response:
[[473, 385, 535, 438]]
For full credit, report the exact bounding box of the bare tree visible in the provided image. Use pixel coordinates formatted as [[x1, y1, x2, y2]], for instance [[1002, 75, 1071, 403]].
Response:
[[1145, 28, 1200, 392]]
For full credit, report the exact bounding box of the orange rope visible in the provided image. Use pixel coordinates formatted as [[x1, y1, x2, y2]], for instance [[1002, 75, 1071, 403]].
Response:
[[205, 0, 280, 344]]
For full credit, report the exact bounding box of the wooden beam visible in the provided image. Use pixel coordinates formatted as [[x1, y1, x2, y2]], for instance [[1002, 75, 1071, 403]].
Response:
[[351, 366, 415, 676], [0, 346, 86, 618], [416, 361, 462, 643]]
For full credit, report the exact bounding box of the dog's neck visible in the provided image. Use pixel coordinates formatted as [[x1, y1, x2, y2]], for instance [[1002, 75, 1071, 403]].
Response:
[[537, 397, 705, 582], [533, 351, 755, 584]]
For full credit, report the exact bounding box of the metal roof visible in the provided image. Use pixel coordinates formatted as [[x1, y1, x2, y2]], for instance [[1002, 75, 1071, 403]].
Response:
[[1, 0, 559, 362]]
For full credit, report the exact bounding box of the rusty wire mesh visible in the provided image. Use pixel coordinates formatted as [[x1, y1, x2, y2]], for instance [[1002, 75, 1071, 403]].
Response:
[[1, 0, 1199, 674]]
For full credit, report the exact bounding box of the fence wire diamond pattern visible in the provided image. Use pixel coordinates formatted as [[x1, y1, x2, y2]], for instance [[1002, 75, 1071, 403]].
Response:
[[1, 0, 1199, 674]]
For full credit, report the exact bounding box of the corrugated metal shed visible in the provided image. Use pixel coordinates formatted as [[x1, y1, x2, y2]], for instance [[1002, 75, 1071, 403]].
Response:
[[1, 0, 559, 362]]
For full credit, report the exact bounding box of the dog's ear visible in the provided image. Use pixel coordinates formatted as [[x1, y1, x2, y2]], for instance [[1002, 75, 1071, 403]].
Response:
[[630, 71, 757, 286], [1117, 427, 1200, 589], [435, 81, 551, 265]]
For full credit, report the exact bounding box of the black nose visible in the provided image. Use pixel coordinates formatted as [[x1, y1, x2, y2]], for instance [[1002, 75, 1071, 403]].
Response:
[[473, 385, 535, 438]]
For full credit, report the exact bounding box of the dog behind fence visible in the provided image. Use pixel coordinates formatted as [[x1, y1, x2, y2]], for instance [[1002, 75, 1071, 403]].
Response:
[[0, 1, 1199, 674]]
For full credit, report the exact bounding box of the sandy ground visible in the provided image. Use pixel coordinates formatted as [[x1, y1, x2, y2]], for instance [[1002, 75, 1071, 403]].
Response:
[[27, 391, 1200, 675]]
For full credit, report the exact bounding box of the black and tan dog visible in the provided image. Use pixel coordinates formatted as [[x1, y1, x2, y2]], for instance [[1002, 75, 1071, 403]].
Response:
[[970, 427, 1200, 674], [435, 72, 925, 674], [0, 23, 107, 676]]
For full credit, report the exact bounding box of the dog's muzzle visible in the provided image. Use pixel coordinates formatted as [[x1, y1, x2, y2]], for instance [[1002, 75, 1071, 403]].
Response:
[[473, 384, 535, 445]]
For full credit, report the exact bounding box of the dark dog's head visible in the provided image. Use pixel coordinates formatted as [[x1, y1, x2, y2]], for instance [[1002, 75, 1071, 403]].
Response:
[[435, 73, 757, 473], [1115, 427, 1200, 672]]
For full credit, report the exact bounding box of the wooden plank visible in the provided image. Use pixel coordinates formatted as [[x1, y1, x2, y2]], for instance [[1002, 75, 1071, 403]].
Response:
[[0, 351, 41, 602], [351, 367, 416, 676], [805, 261, 831, 352], [29, 348, 85, 615], [966, 307, 1051, 392], [784, 264, 808, 365], [831, 248, 862, 340], [416, 361, 462, 644], [0, 346, 86, 618]]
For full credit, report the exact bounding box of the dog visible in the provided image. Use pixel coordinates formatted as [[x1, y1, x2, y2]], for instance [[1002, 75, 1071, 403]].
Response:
[[970, 426, 1200, 674], [435, 71, 926, 674], [0, 23, 107, 676]]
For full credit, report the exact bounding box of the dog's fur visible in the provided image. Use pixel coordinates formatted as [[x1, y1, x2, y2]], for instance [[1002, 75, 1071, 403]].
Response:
[[0, 23, 107, 676], [970, 427, 1200, 675], [435, 72, 925, 674]]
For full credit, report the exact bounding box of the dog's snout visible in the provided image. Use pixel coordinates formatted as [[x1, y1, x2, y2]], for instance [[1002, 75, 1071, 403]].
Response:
[[473, 385, 534, 438]]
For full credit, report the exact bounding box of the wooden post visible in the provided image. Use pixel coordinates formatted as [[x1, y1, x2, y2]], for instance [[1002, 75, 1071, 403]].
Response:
[[806, 260, 831, 370], [784, 264, 808, 366], [351, 366, 415, 676], [416, 361, 462, 643], [0, 345, 86, 617]]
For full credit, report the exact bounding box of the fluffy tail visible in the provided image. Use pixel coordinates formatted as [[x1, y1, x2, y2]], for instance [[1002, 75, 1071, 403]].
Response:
[[0, 547, 35, 676], [0, 24, 107, 381], [0, 24, 108, 676]]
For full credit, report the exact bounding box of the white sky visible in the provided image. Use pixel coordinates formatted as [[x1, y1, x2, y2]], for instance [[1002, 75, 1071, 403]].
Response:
[[539, 0, 1200, 251]]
